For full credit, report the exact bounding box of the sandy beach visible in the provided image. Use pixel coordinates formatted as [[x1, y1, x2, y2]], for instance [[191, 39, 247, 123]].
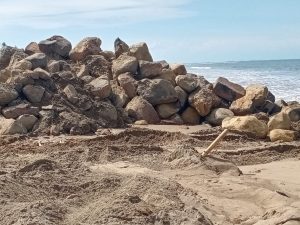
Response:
[[0, 125, 299, 224]]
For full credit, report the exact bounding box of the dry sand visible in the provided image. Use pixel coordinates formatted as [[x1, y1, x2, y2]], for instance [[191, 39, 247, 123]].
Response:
[[0, 125, 299, 225]]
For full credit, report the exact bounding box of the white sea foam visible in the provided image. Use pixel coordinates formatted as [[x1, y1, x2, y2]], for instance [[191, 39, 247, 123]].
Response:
[[187, 67, 300, 102]]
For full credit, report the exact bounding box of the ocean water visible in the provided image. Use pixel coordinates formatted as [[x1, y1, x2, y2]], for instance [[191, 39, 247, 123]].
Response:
[[186, 59, 300, 102]]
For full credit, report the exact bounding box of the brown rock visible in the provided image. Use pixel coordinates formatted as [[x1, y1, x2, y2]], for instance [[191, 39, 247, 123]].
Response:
[[269, 129, 296, 142], [110, 82, 129, 108], [138, 60, 162, 79], [213, 77, 246, 101], [112, 54, 138, 77], [181, 107, 200, 125], [156, 69, 176, 86], [0, 117, 27, 135], [230, 84, 269, 115], [126, 96, 160, 124], [268, 111, 291, 131], [129, 42, 153, 62], [25, 42, 42, 55], [63, 84, 79, 104], [69, 37, 102, 61], [117, 73, 137, 99], [155, 102, 180, 119], [170, 64, 187, 75], [88, 77, 111, 99], [189, 88, 220, 117], [114, 38, 129, 58], [222, 116, 268, 138]]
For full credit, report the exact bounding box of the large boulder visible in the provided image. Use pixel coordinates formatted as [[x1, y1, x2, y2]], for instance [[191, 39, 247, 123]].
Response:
[[206, 108, 234, 126], [25, 42, 41, 55], [114, 38, 129, 58], [174, 86, 188, 108], [269, 129, 296, 142], [137, 79, 178, 105], [138, 60, 162, 79], [188, 88, 220, 117], [125, 96, 160, 124], [25, 53, 47, 69], [129, 42, 153, 62], [222, 116, 268, 138], [181, 107, 200, 125], [16, 114, 38, 131], [267, 111, 291, 131], [22, 84, 45, 103], [170, 64, 187, 75], [230, 84, 269, 115], [0, 84, 18, 106], [213, 77, 246, 101], [0, 117, 27, 135], [155, 102, 180, 119], [117, 73, 137, 99], [69, 37, 102, 61], [87, 77, 111, 99], [1, 103, 39, 119], [112, 55, 138, 77], [38, 35, 72, 59]]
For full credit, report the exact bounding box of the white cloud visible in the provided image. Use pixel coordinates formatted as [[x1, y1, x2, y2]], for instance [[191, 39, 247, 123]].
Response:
[[0, 0, 192, 28]]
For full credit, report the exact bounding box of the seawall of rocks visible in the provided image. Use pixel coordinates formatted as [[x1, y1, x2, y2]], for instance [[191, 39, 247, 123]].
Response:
[[0, 36, 299, 141]]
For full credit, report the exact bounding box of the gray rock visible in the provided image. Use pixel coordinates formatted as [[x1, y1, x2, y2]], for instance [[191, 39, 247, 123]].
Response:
[[174, 86, 188, 108], [206, 108, 234, 126], [114, 38, 129, 58], [38, 35, 72, 59], [213, 77, 246, 101], [16, 114, 38, 131], [138, 60, 162, 79], [110, 82, 129, 108], [126, 96, 160, 124], [23, 85, 45, 103], [129, 42, 153, 62], [1, 103, 39, 119], [25, 53, 47, 69], [112, 54, 138, 77], [137, 79, 178, 105], [0, 84, 18, 106]]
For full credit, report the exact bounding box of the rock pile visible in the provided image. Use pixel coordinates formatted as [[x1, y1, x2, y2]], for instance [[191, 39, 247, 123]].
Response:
[[0, 36, 299, 140]]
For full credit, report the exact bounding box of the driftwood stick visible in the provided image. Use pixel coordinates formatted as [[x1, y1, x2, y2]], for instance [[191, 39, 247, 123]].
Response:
[[201, 129, 229, 157]]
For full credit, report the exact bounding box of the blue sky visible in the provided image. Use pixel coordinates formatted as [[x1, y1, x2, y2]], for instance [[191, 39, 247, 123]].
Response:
[[1, 0, 300, 62]]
